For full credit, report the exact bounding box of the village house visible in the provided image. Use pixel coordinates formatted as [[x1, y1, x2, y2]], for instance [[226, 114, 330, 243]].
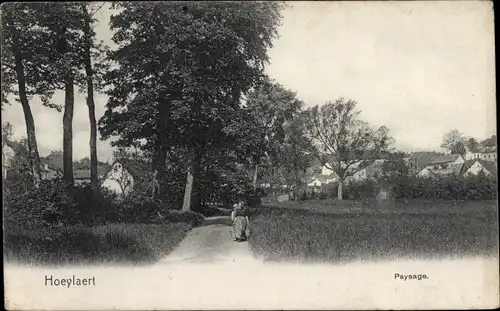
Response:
[[464, 146, 497, 161], [308, 158, 385, 185], [39, 155, 64, 180], [420, 154, 465, 176], [460, 159, 497, 177], [479, 147, 497, 161], [306, 174, 336, 187], [407, 151, 445, 175], [101, 158, 150, 196], [345, 159, 385, 182], [101, 161, 135, 196]]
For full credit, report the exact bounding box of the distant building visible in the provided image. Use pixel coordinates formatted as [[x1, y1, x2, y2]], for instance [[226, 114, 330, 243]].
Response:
[[306, 174, 336, 187], [101, 158, 150, 196], [464, 146, 497, 161], [460, 159, 497, 177], [346, 159, 385, 182], [416, 167, 434, 178], [101, 161, 135, 196], [422, 154, 465, 176], [480, 147, 497, 161], [407, 152, 445, 175]]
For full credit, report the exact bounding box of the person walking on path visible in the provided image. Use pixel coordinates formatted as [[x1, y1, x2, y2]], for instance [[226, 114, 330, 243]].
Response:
[[231, 201, 250, 242]]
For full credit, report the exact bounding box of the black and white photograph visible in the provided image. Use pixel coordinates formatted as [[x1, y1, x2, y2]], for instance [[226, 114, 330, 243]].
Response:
[[2, 1, 498, 309]]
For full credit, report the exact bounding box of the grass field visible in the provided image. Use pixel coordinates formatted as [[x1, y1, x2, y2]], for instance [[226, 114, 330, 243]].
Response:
[[4, 222, 192, 266], [249, 199, 499, 263]]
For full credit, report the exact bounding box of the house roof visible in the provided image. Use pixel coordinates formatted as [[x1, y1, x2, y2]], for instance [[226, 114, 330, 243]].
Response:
[[483, 146, 497, 153], [74, 167, 110, 180], [307, 174, 335, 185], [409, 152, 443, 171], [40, 153, 111, 180], [107, 158, 151, 180], [461, 159, 497, 176], [430, 154, 462, 165], [417, 167, 435, 176], [40, 153, 64, 171]]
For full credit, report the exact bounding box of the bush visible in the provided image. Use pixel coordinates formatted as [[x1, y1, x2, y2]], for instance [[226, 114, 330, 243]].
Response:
[[4, 179, 79, 229], [344, 179, 380, 199], [116, 193, 204, 226], [383, 174, 497, 200]]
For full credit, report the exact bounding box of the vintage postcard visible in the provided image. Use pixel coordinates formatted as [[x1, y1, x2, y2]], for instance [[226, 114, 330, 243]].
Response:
[[2, 1, 498, 310]]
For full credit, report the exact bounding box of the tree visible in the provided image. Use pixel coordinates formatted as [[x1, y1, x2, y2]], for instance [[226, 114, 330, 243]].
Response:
[[481, 135, 496, 148], [440, 129, 466, 153], [100, 2, 284, 210], [304, 98, 392, 200], [81, 3, 98, 194], [78, 3, 109, 195], [1, 4, 48, 187], [451, 141, 467, 157], [381, 152, 409, 177], [466, 137, 481, 153], [4, 138, 34, 195], [273, 111, 313, 194], [244, 79, 303, 193]]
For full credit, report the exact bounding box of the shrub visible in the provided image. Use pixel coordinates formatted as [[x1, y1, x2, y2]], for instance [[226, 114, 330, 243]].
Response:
[[4, 179, 79, 229], [117, 193, 204, 226], [383, 174, 497, 200], [344, 179, 380, 199]]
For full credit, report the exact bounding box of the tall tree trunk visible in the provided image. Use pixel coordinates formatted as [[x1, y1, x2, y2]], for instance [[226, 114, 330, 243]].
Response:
[[63, 81, 74, 186], [83, 4, 98, 195], [6, 11, 41, 187], [182, 149, 203, 211], [252, 163, 259, 192], [182, 165, 194, 211], [337, 179, 343, 200]]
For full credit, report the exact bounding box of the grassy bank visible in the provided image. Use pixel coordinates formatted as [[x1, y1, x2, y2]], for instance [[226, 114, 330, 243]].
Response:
[[249, 200, 499, 263], [4, 222, 192, 266]]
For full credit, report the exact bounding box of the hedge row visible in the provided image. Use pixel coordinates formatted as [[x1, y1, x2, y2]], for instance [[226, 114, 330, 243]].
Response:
[[298, 174, 497, 201], [3, 180, 204, 231]]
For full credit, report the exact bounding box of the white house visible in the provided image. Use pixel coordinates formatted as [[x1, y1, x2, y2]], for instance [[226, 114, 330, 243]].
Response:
[[422, 154, 465, 176], [321, 164, 335, 176], [307, 174, 336, 187], [416, 168, 434, 178], [460, 159, 496, 177], [480, 147, 497, 161], [101, 161, 135, 196], [464, 146, 497, 161], [345, 159, 385, 182]]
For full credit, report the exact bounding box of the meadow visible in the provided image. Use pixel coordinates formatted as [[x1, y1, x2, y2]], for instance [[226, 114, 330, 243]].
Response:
[[248, 199, 499, 263]]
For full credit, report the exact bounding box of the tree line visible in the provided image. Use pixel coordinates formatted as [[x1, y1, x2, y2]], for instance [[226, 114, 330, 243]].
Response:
[[2, 2, 393, 208]]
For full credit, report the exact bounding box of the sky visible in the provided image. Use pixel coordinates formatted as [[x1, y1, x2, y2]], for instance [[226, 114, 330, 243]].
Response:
[[2, 1, 496, 161]]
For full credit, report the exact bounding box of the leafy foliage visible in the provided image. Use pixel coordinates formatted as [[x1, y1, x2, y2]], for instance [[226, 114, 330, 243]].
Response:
[[440, 129, 466, 153], [304, 98, 392, 199], [99, 2, 285, 208]]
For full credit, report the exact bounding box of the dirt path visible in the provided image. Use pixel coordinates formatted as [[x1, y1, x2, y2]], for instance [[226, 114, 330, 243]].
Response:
[[157, 216, 257, 265]]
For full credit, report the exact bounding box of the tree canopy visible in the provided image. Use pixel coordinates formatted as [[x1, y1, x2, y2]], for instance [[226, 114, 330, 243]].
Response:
[[304, 98, 392, 199]]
